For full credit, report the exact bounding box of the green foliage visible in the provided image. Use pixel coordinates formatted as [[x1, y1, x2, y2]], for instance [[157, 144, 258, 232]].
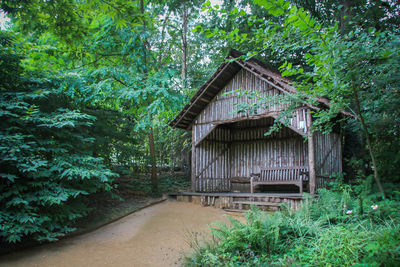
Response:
[[126, 175, 190, 195], [1, 0, 145, 45], [3, 0, 192, 195], [0, 5, 191, 240], [186, 188, 400, 266], [200, 0, 400, 194], [1, 0, 399, 251], [0, 32, 116, 243]]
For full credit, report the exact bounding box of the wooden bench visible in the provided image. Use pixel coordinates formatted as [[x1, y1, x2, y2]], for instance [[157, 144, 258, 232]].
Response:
[[250, 166, 309, 194]]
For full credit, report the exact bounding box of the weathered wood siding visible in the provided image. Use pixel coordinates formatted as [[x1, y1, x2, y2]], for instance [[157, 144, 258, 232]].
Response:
[[194, 127, 231, 192], [193, 118, 309, 192], [230, 120, 308, 178], [314, 131, 342, 189], [191, 69, 342, 192], [193, 124, 216, 146], [192, 69, 310, 141]]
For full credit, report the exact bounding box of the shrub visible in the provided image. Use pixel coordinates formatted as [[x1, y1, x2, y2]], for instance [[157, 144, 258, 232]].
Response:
[[0, 32, 116, 243], [185, 189, 400, 266]]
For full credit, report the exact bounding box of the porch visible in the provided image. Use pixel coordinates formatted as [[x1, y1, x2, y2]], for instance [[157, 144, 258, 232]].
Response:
[[169, 191, 304, 212], [193, 116, 314, 194]]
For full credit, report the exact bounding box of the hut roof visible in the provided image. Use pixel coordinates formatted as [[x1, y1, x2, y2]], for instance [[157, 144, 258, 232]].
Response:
[[170, 49, 347, 130]]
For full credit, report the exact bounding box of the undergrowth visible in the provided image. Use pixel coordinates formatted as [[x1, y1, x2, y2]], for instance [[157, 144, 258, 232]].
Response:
[[126, 175, 190, 195], [186, 189, 400, 266]]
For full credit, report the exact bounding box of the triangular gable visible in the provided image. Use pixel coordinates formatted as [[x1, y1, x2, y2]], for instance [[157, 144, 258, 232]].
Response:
[[170, 49, 349, 130]]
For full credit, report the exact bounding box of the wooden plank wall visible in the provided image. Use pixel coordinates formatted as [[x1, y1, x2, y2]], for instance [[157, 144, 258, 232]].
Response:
[[314, 131, 342, 189], [193, 120, 309, 192], [194, 127, 231, 192], [191, 68, 342, 192], [230, 121, 308, 178], [193, 124, 216, 146], [192, 69, 310, 136]]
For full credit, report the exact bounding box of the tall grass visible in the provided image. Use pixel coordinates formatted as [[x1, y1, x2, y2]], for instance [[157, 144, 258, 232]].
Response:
[[186, 189, 400, 266]]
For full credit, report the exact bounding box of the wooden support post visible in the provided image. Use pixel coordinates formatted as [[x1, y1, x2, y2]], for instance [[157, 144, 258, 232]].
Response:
[[307, 110, 316, 195], [191, 127, 196, 191], [339, 123, 344, 173]]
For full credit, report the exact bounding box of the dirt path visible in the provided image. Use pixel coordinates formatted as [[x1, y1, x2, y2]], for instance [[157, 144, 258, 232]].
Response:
[[0, 201, 243, 267]]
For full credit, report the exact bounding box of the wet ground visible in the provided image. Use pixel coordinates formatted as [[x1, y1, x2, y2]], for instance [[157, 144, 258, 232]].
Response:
[[0, 201, 243, 267]]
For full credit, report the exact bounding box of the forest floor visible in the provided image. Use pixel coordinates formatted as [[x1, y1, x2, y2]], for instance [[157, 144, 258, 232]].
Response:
[[0, 201, 243, 267]]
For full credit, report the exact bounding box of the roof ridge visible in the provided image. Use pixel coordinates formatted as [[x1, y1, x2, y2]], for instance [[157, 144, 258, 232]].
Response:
[[170, 49, 350, 129]]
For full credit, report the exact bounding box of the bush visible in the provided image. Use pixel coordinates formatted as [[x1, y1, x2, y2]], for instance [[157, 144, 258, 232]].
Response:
[[0, 32, 116, 243], [185, 189, 400, 266]]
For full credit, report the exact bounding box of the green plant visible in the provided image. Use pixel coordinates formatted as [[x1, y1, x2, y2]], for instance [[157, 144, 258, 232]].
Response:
[[186, 188, 400, 266], [0, 32, 116, 243], [127, 175, 190, 195], [363, 225, 400, 265]]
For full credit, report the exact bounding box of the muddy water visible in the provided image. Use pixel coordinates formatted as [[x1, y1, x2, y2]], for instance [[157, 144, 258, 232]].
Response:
[[0, 201, 243, 267]]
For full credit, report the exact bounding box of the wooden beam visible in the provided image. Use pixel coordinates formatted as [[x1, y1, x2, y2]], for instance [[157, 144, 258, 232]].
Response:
[[191, 129, 196, 191], [205, 136, 300, 144], [230, 125, 273, 131], [193, 112, 306, 136], [269, 113, 307, 137], [203, 91, 216, 97], [208, 84, 220, 90], [186, 110, 197, 116], [201, 139, 231, 144], [195, 145, 230, 179], [233, 59, 322, 113], [199, 97, 211, 103], [173, 62, 232, 128], [210, 112, 280, 125], [307, 109, 316, 195], [233, 59, 291, 95], [194, 125, 218, 147]]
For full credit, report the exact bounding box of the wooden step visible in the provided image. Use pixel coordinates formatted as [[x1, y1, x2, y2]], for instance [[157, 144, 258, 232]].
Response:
[[223, 208, 246, 213], [232, 201, 281, 206]]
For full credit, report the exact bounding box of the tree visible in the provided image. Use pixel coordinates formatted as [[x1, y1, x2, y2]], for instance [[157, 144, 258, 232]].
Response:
[[0, 31, 116, 243], [0, 0, 189, 243], [200, 0, 400, 199]]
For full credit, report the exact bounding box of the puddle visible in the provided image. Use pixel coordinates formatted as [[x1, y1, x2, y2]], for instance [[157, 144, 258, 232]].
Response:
[[0, 201, 244, 267]]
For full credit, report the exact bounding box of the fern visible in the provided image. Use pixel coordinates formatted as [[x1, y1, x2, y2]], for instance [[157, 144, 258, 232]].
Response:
[[186, 189, 400, 266]]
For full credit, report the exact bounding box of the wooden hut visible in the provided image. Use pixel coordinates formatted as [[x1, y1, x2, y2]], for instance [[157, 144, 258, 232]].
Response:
[[170, 50, 343, 198]]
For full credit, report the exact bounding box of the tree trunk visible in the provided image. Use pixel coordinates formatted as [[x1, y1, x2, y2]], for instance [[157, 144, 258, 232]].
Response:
[[148, 126, 159, 195], [141, 0, 159, 195], [340, 0, 355, 33], [352, 85, 385, 199], [181, 0, 188, 89]]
